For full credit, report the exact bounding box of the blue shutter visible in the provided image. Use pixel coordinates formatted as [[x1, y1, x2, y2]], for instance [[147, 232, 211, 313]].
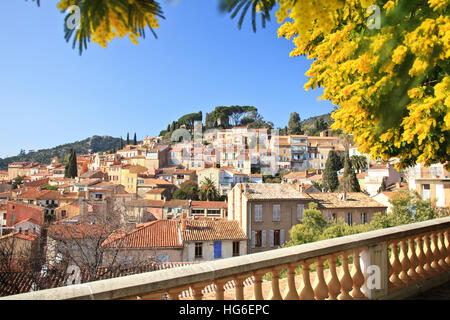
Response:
[[214, 241, 222, 259]]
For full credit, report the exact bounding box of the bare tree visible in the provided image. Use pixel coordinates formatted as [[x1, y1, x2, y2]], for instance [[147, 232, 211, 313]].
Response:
[[0, 230, 57, 296], [47, 197, 155, 284]]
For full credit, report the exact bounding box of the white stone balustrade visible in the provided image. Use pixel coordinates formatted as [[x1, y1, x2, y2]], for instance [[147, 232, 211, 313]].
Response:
[[2, 217, 450, 300]]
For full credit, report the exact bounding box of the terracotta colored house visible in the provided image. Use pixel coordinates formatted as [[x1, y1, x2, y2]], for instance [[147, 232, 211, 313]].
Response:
[[101, 220, 183, 264], [4, 202, 44, 228]]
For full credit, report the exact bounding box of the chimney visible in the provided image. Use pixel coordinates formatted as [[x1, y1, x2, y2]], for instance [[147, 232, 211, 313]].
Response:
[[298, 184, 304, 193], [343, 191, 347, 201], [181, 211, 187, 231]]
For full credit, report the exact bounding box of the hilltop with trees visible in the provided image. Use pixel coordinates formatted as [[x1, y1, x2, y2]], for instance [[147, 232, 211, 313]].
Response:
[[0, 136, 123, 170]]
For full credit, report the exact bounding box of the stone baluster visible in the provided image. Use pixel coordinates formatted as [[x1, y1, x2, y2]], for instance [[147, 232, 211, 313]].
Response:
[[389, 240, 403, 288], [387, 250, 394, 289], [283, 263, 299, 300], [445, 229, 450, 268], [407, 236, 420, 282], [438, 231, 449, 270], [424, 232, 438, 276], [327, 254, 341, 300], [191, 284, 205, 300], [399, 238, 413, 286], [252, 271, 265, 300], [134, 290, 164, 300], [351, 248, 366, 299], [214, 279, 226, 300], [299, 260, 315, 300], [313, 257, 329, 300], [338, 251, 353, 300], [268, 268, 283, 300], [167, 286, 186, 300], [431, 232, 445, 274], [416, 234, 429, 279], [233, 276, 245, 300]]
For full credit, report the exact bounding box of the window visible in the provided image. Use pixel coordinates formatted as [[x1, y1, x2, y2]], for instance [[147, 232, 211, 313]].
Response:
[[254, 204, 263, 222], [273, 205, 280, 221], [95, 194, 103, 200], [232, 241, 240, 256], [61, 210, 67, 218], [207, 209, 220, 215], [273, 230, 280, 246], [195, 242, 203, 258], [191, 209, 204, 215], [255, 231, 262, 247], [361, 213, 367, 224], [346, 213, 353, 225], [297, 204, 304, 220]]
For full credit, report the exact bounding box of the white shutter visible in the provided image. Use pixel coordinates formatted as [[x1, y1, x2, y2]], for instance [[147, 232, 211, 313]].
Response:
[[297, 204, 304, 220], [255, 205, 262, 222], [251, 231, 255, 248], [262, 230, 266, 247], [273, 205, 280, 221], [270, 230, 274, 247], [280, 229, 285, 246]]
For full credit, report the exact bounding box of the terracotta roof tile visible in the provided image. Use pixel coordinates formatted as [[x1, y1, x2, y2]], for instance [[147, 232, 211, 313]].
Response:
[[102, 220, 182, 248], [182, 218, 247, 241], [191, 201, 227, 209], [307, 192, 387, 209]]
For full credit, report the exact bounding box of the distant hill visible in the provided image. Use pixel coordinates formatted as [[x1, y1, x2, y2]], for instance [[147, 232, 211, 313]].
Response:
[[0, 135, 122, 170], [300, 113, 333, 128]]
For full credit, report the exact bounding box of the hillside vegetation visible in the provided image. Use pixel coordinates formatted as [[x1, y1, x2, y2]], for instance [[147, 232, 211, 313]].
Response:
[[0, 136, 122, 170]]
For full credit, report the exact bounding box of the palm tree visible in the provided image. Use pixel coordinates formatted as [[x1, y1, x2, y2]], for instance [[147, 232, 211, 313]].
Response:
[[199, 178, 220, 201], [350, 155, 368, 173], [339, 133, 354, 153]]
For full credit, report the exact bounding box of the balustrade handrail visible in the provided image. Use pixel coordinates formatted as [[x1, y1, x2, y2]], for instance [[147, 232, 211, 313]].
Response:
[[3, 217, 450, 300]]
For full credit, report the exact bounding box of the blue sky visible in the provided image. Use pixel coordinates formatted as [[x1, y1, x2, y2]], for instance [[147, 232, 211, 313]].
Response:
[[0, 0, 334, 158]]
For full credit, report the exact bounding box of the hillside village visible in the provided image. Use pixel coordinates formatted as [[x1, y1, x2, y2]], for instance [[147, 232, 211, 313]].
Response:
[[0, 120, 449, 296]]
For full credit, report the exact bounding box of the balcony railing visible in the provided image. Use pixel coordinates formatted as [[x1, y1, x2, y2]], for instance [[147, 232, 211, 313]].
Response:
[[3, 217, 450, 300]]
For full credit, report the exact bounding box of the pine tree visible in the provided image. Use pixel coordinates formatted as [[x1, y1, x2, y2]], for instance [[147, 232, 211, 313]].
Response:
[[133, 133, 137, 145], [288, 112, 302, 135], [323, 150, 339, 192]]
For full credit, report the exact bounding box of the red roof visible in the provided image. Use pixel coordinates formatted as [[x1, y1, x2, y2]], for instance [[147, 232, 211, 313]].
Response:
[[182, 218, 247, 241], [102, 220, 182, 249], [191, 201, 227, 209]]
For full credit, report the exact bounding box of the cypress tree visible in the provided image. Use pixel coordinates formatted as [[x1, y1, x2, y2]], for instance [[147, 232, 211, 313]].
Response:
[[64, 149, 78, 178], [70, 149, 78, 178], [378, 178, 387, 193], [339, 154, 361, 192], [126, 133, 130, 145], [133, 133, 137, 145], [119, 137, 123, 149], [323, 150, 339, 192]]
